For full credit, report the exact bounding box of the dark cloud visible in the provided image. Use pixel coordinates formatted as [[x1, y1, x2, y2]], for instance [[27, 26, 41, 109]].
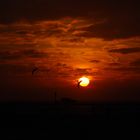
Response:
[[108, 47, 140, 54], [0, 0, 139, 39], [130, 59, 140, 66], [0, 49, 48, 60], [75, 68, 92, 75], [0, 63, 30, 76], [104, 66, 140, 73], [0, 1, 139, 21], [56, 63, 67, 67], [89, 60, 101, 63], [82, 18, 140, 40], [22, 49, 48, 58], [108, 63, 121, 66], [0, 51, 22, 60], [0, 18, 90, 46], [0, 0, 98, 23]]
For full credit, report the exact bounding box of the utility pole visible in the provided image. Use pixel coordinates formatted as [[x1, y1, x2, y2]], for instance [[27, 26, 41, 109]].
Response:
[[54, 90, 57, 104]]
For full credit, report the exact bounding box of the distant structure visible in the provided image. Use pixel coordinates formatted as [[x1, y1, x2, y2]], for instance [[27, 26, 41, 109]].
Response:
[[60, 98, 77, 105], [32, 67, 39, 75], [54, 90, 57, 104]]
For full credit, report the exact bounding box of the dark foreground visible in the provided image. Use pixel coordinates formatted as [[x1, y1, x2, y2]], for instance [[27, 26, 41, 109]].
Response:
[[0, 102, 140, 139]]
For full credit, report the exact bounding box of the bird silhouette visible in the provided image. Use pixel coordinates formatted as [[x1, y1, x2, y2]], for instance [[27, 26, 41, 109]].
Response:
[[32, 67, 39, 75], [77, 80, 82, 88]]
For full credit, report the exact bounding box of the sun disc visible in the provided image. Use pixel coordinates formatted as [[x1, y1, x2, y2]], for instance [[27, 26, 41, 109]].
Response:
[[79, 77, 90, 87]]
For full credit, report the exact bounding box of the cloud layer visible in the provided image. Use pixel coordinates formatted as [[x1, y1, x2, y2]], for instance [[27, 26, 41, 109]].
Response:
[[0, 17, 140, 81]]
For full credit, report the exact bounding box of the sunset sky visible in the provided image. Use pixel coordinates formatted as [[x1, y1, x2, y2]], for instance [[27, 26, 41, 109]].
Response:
[[0, 0, 140, 102]]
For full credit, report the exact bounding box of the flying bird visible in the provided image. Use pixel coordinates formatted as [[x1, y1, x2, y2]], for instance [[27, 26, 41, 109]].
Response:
[[77, 80, 82, 88], [32, 67, 39, 75]]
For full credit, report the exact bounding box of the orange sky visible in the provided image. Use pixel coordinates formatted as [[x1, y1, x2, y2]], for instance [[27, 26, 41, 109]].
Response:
[[0, 1, 140, 102]]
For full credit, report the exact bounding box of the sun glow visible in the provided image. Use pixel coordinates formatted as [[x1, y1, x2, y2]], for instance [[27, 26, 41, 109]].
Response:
[[79, 77, 90, 87]]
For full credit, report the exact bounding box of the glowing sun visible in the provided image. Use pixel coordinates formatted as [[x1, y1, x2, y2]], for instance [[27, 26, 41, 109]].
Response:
[[79, 77, 90, 87]]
